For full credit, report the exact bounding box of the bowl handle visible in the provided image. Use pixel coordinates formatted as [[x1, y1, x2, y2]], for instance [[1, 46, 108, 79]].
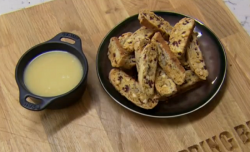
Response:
[[49, 32, 82, 51], [19, 89, 55, 111]]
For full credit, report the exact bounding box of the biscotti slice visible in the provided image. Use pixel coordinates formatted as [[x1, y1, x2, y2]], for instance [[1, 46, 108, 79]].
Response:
[[137, 42, 158, 97], [123, 26, 154, 52], [134, 38, 151, 71], [165, 70, 202, 100], [152, 32, 186, 85], [187, 33, 209, 80], [109, 69, 159, 109], [118, 32, 133, 47], [155, 68, 177, 98], [138, 10, 173, 40], [108, 37, 135, 69], [178, 70, 202, 91], [169, 17, 195, 59]]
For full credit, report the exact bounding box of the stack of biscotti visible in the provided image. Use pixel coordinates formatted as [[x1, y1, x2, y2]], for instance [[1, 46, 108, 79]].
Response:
[[136, 42, 158, 97], [123, 26, 155, 52], [109, 69, 159, 109], [107, 27, 155, 70], [107, 10, 209, 109], [152, 32, 186, 85], [107, 37, 135, 69], [168, 17, 208, 80]]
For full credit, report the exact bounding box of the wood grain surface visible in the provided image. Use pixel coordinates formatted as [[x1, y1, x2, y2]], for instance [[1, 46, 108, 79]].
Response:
[[0, 0, 250, 151]]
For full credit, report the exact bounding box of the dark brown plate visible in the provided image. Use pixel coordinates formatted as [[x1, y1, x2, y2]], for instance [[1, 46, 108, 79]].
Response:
[[96, 11, 227, 118]]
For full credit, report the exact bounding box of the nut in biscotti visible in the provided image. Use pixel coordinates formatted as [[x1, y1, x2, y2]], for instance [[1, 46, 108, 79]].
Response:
[[109, 68, 159, 109], [155, 68, 177, 98], [138, 10, 173, 40], [152, 32, 186, 85], [123, 26, 154, 53], [187, 33, 209, 80], [107, 37, 135, 69], [169, 17, 195, 59], [137, 42, 158, 97]]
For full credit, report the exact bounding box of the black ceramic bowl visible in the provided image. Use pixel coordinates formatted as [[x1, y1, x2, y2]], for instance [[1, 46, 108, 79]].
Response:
[[96, 11, 227, 118], [15, 32, 88, 111]]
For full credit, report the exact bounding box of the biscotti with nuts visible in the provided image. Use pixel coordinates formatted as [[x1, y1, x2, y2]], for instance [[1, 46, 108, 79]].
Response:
[[169, 17, 195, 59], [178, 70, 202, 91], [137, 42, 158, 97], [138, 10, 173, 40], [134, 38, 151, 71], [152, 32, 186, 85], [109, 69, 159, 109], [123, 26, 154, 52], [165, 70, 202, 99], [107, 37, 135, 69], [187, 33, 209, 80], [155, 68, 177, 98], [118, 32, 133, 47]]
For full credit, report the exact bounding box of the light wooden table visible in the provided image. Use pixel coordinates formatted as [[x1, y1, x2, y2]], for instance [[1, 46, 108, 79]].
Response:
[[1, 0, 250, 151]]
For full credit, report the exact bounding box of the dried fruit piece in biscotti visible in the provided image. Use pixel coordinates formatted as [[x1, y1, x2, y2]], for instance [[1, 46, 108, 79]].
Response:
[[187, 33, 209, 80], [134, 38, 150, 71], [109, 69, 159, 109], [138, 10, 173, 40], [118, 32, 133, 47], [107, 37, 135, 69], [169, 17, 195, 59], [137, 42, 158, 97], [155, 68, 177, 98], [152, 32, 186, 85], [123, 26, 154, 52]]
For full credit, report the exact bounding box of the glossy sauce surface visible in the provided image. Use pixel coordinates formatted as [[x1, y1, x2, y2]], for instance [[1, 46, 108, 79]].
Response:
[[24, 51, 83, 97]]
